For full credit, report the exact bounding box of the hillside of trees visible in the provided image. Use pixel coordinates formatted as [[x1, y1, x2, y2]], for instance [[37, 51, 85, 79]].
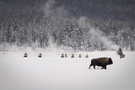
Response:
[[0, 0, 135, 51]]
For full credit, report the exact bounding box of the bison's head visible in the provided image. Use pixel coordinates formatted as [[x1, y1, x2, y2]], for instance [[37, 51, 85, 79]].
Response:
[[108, 58, 113, 64]]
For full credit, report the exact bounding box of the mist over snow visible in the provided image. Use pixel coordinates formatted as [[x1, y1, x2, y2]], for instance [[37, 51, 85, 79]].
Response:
[[0, 0, 135, 52]]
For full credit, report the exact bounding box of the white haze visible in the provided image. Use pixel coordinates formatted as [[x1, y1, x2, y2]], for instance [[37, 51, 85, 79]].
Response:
[[42, 0, 119, 51], [78, 17, 119, 50]]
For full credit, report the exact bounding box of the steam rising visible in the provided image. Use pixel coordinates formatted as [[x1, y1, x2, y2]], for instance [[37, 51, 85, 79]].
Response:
[[42, 0, 56, 17], [78, 17, 119, 50], [41, 0, 119, 51], [0, 0, 125, 52]]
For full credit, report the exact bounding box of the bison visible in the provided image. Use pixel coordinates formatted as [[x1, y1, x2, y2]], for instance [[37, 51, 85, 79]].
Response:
[[89, 57, 113, 69]]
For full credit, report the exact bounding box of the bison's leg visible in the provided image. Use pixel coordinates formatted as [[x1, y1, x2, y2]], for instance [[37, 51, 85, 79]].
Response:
[[104, 65, 107, 69], [93, 65, 96, 69], [89, 64, 93, 69], [101, 65, 107, 69], [89, 60, 94, 69]]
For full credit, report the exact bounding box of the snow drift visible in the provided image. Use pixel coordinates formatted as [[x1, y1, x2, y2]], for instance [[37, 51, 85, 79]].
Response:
[[0, 51, 135, 90]]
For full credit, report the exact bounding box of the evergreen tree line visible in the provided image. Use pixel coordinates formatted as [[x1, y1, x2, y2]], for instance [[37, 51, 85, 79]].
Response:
[[0, 0, 135, 51], [0, 16, 135, 51]]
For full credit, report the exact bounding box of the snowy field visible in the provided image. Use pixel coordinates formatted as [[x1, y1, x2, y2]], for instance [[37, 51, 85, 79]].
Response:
[[0, 51, 135, 90]]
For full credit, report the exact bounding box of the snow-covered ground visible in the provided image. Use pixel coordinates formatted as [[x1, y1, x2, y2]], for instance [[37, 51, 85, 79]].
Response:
[[0, 51, 135, 90]]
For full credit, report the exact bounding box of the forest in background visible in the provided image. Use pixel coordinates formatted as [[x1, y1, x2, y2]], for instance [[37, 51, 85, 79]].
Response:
[[0, 0, 135, 51]]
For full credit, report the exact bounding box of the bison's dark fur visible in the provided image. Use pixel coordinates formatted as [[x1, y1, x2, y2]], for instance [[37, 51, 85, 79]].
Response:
[[89, 57, 113, 69]]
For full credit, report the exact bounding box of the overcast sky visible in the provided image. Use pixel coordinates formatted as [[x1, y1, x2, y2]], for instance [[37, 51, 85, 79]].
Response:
[[0, 0, 135, 21]]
